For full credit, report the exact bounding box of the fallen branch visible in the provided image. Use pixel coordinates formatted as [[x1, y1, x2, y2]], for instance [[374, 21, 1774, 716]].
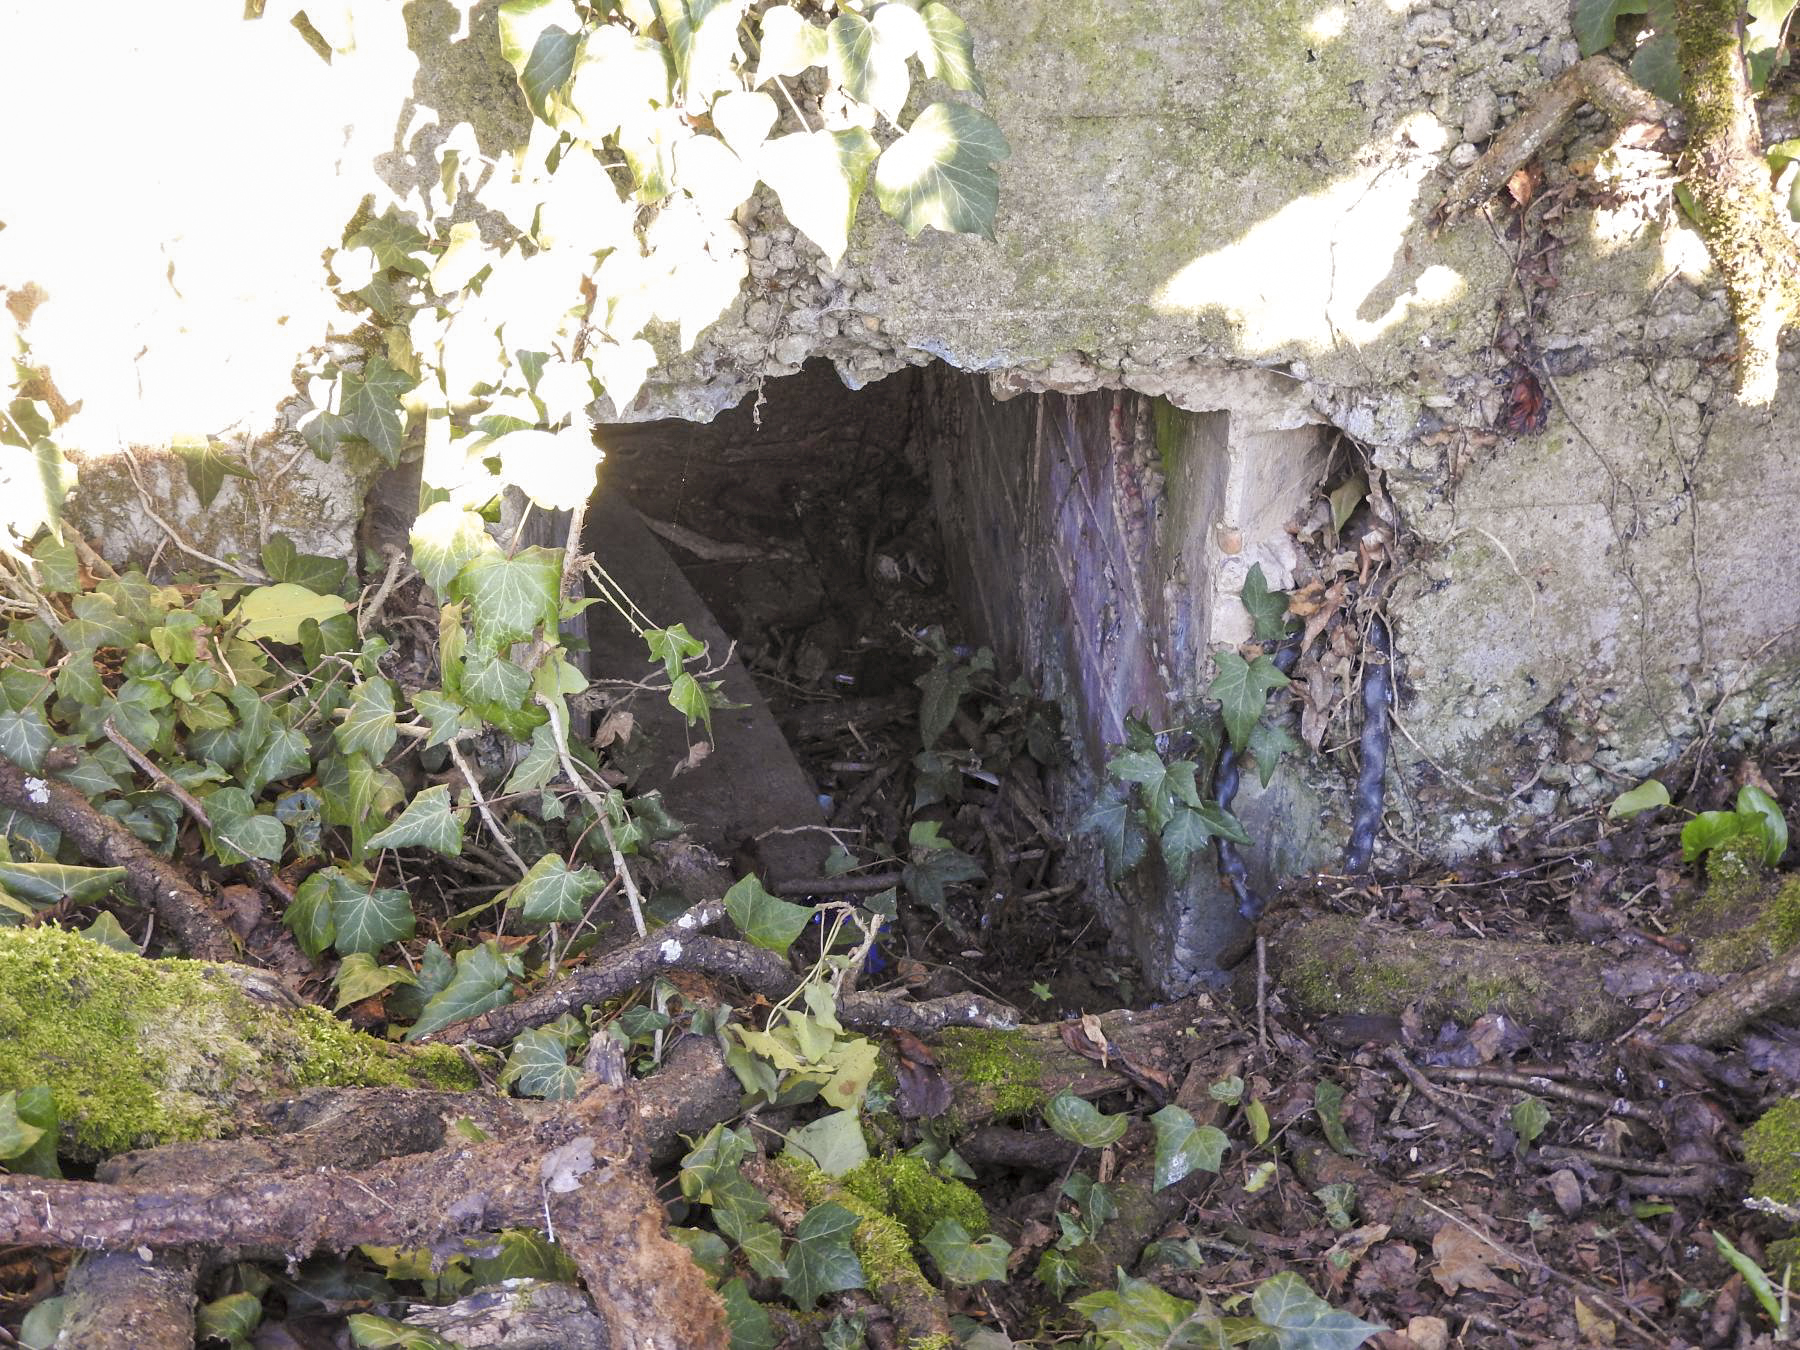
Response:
[[0, 1044, 728, 1350], [0, 755, 240, 962], [1653, 938, 1800, 1046]]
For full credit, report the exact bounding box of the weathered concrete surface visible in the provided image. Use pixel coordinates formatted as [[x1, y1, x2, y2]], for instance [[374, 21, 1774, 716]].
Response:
[[7, 1, 1800, 987]]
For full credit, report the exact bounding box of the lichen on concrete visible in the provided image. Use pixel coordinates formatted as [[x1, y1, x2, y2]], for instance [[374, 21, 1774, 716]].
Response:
[[0, 924, 476, 1156]]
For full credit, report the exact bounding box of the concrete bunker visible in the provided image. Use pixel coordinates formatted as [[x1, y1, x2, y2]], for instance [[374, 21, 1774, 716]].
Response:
[[583, 360, 1357, 995]]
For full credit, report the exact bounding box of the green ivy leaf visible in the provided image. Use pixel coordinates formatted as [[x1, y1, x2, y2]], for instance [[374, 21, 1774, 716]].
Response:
[[57, 593, 137, 651], [922, 1218, 1010, 1285], [333, 875, 416, 956], [1574, 0, 1648, 55], [340, 357, 411, 467], [873, 101, 1009, 239], [783, 1108, 869, 1177], [242, 725, 311, 797], [1044, 1089, 1128, 1149], [336, 678, 400, 760], [0, 1090, 46, 1164], [332, 952, 416, 1011], [644, 622, 705, 679], [4, 1085, 60, 1177], [509, 852, 605, 924], [724, 872, 812, 954], [1251, 1270, 1386, 1349], [406, 941, 519, 1039], [466, 1228, 579, 1285], [782, 1202, 866, 1311], [28, 534, 79, 594], [826, 11, 911, 123], [412, 689, 481, 749], [168, 435, 255, 510], [501, 1025, 583, 1099], [1149, 1104, 1230, 1191], [1209, 650, 1290, 753], [286, 868, 337, 958], [1074, 1273, 1215, 1346], [1510, 1094, 1550, 1150], [1629, 31, 1680, 101], [262, 533, 348, 595], [1241, 562, 1291, 640], [410, 503, 493, 596], [720, 1277, 776, 1350], [209, 794, 286, 864], [345, 1312, 455, 1348], [1681, 809, 1747, 863], [0, 706, 53, 771], [1246, 719, 1301, 788], [493, 427, 604, 512], [452, 546, 562, 650], [347, 209, 430, 279], [919, 3, 982, 93], [366, 784, 465, 857], [0, 860, 125, 906], [757, 127, 881, 268], [1081, 782, 1148, 881], [1314, 1078, 1361, 1157], [232, 583, 352, 644], [1608, 779, 1670, 819], [753, 3, 826, 83]]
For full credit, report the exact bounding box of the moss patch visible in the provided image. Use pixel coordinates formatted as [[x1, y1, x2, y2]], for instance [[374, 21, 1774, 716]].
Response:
[[774, 1155, 936, 1304], [1675, 835, 1800, 974], [1745, 1098, 1800, 1208], [932, 1027, 1049, 1125], [841, 1153, 990, 1241], [0, 924, 476, 1155]]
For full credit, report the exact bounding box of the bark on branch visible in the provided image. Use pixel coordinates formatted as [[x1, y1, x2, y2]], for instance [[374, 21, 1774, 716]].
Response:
[[0, 757, 240, 962]]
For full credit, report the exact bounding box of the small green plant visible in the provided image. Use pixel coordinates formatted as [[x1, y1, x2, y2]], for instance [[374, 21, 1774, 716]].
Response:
[[1607, 778, 1790, 867], [1684, 785, 1790, 866]]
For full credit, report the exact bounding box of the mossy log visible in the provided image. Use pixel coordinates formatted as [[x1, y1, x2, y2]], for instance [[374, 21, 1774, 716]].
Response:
[[0, 924, 476, 1156], [1248, 912, 1644, 1041]]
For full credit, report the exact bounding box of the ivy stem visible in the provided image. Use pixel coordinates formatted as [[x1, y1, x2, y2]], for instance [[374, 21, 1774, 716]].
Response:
[[447, 737, 531, 876], [536, 693, 646, 937]]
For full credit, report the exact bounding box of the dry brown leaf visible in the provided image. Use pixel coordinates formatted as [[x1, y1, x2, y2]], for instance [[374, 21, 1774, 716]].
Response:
[[1430, 1225, 1524, 1297], [593, 708, 636, 748], [1574, 1296, 1617, 1346]]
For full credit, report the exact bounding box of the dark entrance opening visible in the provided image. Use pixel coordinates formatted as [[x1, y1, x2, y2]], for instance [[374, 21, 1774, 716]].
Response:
[[584, 361, 1131, 1009]]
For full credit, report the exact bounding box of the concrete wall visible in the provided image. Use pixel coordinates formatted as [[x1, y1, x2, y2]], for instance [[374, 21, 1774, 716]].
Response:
[[10, 1, 1800, 985]]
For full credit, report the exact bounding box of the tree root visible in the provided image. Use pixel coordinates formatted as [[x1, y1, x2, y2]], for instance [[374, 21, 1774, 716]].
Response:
[[1654, 938, 1800, 1045], [1673, 0, 1800, 403], [747, 1153, 955, 1349], [1435, 56, 1670, 227]]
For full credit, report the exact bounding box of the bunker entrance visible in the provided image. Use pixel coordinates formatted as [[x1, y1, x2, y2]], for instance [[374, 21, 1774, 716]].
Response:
[[585, 361, 1338, 1000]]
